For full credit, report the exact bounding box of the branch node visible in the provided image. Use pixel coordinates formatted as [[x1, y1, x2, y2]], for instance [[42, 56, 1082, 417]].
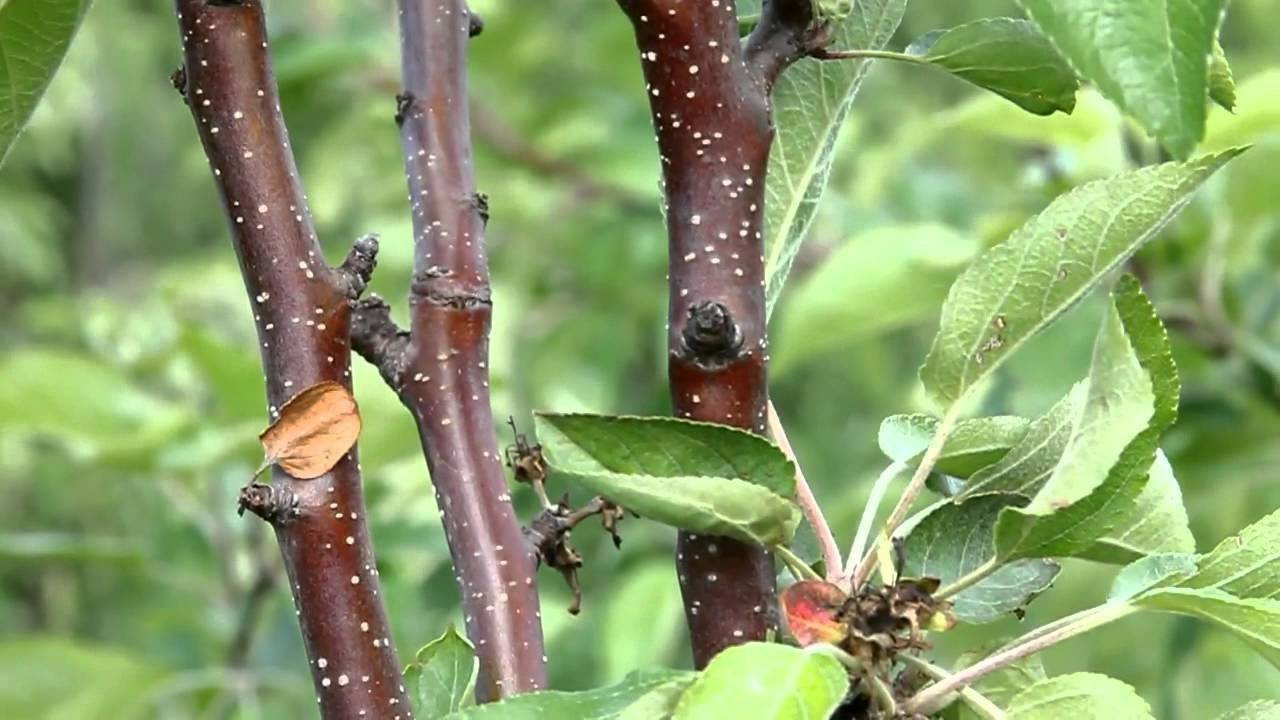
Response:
[[680, 301, 744, 366], [473, 192, 490, 226], [411, 269, 492, 308], [237, 482, 299, 525], [468, 10, 484, 38], [744, 0, 832, 90], [170, 65, 188, 101], [394, 92, 414, 127], [337, 233, 380, 299], [351, 295, 412, 386]]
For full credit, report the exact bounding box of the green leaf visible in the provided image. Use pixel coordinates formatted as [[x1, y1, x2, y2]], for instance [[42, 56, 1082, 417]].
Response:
[[944, 644, 1046, 720], [602, 561, 684, 683], [1216, 700, 1280, 720], [672, 643, 849, 720], [920, 150, 1240, 409], [763, 0, 907, 314], [993, 277, 1185, 562], [405, 626, 477, 719], [1017, 0, 1224, 158], [535, 413, 800, 546], [443, 670, 695, 720], [879, 413, 1030, 482], [1006, 672, 1155, 719], [773, 224, 977, 374], [1134, 588, 1280, 668], [1108, 553, 1199, 602], [0, 637, 164, 720], [1204, 69, 1280, 150], [1079, 449, 1195, 563], [901, 494, 1059, 624], [1171, 508, 1280, 599], [908, 18, 1078, 116], [1208, 38, 1236, 112], [0, 0, 92, 168]]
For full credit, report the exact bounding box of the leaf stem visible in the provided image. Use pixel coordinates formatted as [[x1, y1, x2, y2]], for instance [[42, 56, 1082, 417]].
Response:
[[775, 544, 822, 582], [768, 400, 843, 584], [935, 557, 999, 601], [865, 673, 898, 716], [850, 410, 959, 588], [843, 460, 908, 586], [898, 654, 1007, 720], [812, 47, 929, 65], [904, 602, 1138, 716]]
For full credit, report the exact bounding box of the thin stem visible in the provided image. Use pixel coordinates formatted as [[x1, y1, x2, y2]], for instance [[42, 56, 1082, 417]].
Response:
[[935, 557, 999, 601], [813, 47, 929, 65], [850, 411, 959, 589], [775, 544, 822, 582], [844, 460, 908, 585], [768, 400, 842, 583], [367, 0, 547, 700], [898, 655, 1007, 720], [904, 602, 1139, 716], [865, 673, 898, 716]]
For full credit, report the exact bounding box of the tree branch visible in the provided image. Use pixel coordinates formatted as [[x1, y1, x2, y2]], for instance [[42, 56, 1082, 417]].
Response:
[[615, 0, 823, 667], [172, 2, 410, 717], [355, 0, 549, 700], [744, 0, 830, 91]]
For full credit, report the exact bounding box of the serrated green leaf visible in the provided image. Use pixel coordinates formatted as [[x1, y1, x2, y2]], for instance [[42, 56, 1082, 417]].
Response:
[[1204, 69, 1280, 150], [1134, 588, 1280, 668], [1209, 38, 1236, 112], [901, 494, 1059, 624], [994, 277, 1185, 562], [672, 643, 848, 720], [908, 18, 1078, 116], [1108, 553, 1199, 602], [0, 0, 92, 168], [1216, 700, 1280, 720], [920, 150, 1239, 409], [443, 670, 695, 720], [535, 413, 800, 546], [405, 626, 477, 719], [1080, 449, 1196, 563], [879, 414, 1030, 485], [763, 0, 906, 313], [773, 224, 977, 374], [1006, 672, 1155, 719], [1173, 508, 1280, 599], [1017, 0, 1224, 158]]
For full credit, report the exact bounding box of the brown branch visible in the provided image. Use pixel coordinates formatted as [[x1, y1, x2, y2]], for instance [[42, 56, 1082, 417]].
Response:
[[171, 2, 410, 717], [352, 0, 548, 701], [615, 0, 824, 668]]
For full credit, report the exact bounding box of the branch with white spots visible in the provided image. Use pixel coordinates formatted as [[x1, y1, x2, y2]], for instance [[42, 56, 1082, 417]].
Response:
[[358, 0, 550, 701], [171, 2, 411, 717], [615, 0, 824, 668]]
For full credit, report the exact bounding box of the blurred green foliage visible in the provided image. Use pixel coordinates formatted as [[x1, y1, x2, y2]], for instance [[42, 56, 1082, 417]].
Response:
[[0, 0, 1277, 717]]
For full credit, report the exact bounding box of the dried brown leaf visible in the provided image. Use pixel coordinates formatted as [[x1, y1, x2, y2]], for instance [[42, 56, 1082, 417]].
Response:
[[258, 381, 361, 479]]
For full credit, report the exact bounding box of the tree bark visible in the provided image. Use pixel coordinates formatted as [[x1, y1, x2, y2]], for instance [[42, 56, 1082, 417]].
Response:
[[172, 3, 411, 718], [351, 0, 548, 701], [614, 0, 825, 667]]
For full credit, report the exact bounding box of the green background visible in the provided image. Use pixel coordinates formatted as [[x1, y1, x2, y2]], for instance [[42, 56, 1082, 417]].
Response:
[[1, 0, 1277, 717]]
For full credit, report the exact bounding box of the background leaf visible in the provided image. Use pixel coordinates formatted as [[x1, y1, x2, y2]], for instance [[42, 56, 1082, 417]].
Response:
[[1006, 672, 1155, 719], [762, 0, 907, 313], [443, 670, 695, 720], [900, 494, 1059, 623], [1134, 588, 1280, 668], [405, 625, 478, 719], [0, 0, 92, 167], [879, 413, 1030, 481], [920, 150, 1239, 408], [535, 413, 800, 546], [909, 18, 1078, 116], [1017, 0, 1225, 157], [1109, 553, 1199, 602], [773, 224, 976, 374], [943, 643, 1046, 720], [672, 643, 849, 720]]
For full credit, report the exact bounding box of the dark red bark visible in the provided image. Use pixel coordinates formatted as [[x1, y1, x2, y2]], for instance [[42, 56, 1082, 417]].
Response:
[[351, 0, 548, 701], [172, 2, 411, 717], [615, 0, 824, 667]]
